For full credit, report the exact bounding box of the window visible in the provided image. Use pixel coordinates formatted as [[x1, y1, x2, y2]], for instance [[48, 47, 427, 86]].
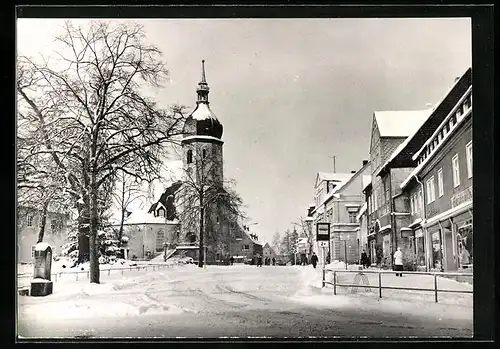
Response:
[[27, 215, 33, 227], [417, 190, 423, 215], [187, 149, 193, 164], [50, 219, 57, 231], [466, 141, 472, 178], [452, 154, 460, 187], [242, 244, 250, 250], [426, 176, 436, 203], [348, 211, 357, 223], [202, 148, 207, 159], [156, 230, 165, 252], [437, 168, 444, 197]]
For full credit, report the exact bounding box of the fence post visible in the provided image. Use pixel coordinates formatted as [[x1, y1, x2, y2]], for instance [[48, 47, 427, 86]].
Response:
[[87, 271, 89, 279], [121, 268, 124, 276], [378, 272, 382, 298], [108, 269, 110, 276], [434, 273, 438, 303], [322, 269, 325, 288], [333, 271, 337, 295], [76, 273, 79, 281]]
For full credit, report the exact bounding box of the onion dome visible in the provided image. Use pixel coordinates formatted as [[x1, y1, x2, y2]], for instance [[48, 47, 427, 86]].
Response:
[[188, 60, 223, 139]]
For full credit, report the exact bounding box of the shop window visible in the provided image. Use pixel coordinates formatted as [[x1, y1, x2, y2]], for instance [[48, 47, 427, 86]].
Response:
[[431, 231, 443, 271], [415, 232, 426, 267], [457, 220, 473, 268], [466, 141, 472, 178], [187, 150, 193, 164], [452, 154, 460, 188]]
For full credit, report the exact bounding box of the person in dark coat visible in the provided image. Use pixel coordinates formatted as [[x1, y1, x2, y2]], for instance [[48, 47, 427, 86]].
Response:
[[257, 254, 263, 267], [230, 256, 234, 265], [272, 257, 276, 266], [310, 252, 319, 269], [360, 250, 370, 268]]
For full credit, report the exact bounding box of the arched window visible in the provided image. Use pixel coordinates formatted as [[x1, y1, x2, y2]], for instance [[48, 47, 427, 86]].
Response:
[[187, 149, 193, 164]]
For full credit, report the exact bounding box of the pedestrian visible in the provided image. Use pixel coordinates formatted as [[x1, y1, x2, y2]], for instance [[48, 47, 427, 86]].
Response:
[[310, 252, 318, 269], [459, 247, 470, 267], [230, 256, 234, 265], [259, 255, 263, 267], [360, 249, 369, 269], [393, 247, 403, 277], [272, 257, 276, 266]]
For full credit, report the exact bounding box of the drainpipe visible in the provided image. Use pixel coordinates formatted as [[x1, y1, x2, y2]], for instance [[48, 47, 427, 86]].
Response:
[[388, 170, 396, 265], [437, 220, 445, 272], [414, 175, 428, 271]]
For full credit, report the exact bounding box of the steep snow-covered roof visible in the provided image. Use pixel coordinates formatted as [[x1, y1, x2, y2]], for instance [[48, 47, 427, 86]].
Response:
[[121, 209, 172, 225], [374, 109, 432, 138]]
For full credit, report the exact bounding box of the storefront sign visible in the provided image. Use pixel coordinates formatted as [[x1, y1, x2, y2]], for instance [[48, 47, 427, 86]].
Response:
[[316, 223, 330, 241], [451, 186, 473, 208]]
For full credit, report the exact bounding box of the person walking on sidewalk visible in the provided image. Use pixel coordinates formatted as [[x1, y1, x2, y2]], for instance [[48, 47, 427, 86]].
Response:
[[394, 247, 404, 277], [310, 252, 319, 269]]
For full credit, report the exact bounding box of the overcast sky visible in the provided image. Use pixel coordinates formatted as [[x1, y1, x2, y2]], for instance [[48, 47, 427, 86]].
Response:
[[17, 18, 471, 245]]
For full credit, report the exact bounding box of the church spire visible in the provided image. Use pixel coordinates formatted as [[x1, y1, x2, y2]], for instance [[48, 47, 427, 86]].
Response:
[[196, 59, 210, 104]]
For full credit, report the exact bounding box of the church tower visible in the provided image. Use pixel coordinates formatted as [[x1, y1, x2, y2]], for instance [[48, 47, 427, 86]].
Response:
[[181, 60, 224, 185], [180, 61, 226, 262]]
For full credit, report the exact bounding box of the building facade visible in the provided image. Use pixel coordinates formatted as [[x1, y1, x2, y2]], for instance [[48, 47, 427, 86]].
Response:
[[376, 67, 472, 272], [17, 206, 70, 263], [367, 109, 431, 268], [324, 161, 371, 264], [400, 71, 472, 272]]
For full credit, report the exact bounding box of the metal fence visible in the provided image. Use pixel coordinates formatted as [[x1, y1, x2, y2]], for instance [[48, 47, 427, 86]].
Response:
[[322, 268, 473, 303], [17, 262, 183, 285]]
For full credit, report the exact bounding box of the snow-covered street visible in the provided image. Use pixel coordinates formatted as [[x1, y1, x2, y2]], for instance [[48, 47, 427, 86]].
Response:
[[17, 265, 472, 338]]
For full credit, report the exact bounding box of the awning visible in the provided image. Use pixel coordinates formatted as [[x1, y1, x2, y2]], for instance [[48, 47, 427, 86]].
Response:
[[424, 200, 472, 228], [409, 218, 423, 228], [379, 225, 391, 233]]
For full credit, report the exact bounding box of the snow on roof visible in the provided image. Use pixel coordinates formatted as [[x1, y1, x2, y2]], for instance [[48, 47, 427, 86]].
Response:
[[400, 106, 471, 190], [34, 242, 51, 251], [190, 102, 218, 121], [380, 225, 391, 232], [181, 135, 223, 143], [124, 209, 168, 225], [317, 172, 354, 183], [356, 202, 368, 221], [374, 109, 432, 138], [362, 175, 372, 191]]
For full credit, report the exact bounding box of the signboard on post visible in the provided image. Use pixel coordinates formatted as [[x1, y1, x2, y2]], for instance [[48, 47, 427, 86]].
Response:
[[318, 241, 328, 248], [316, 223, 330, 241]]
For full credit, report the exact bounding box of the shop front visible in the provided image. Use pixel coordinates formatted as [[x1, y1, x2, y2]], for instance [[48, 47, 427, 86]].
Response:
[[454, 211, 473, 271], [427, 223, 443, 272], [414, 227, 426, 271]]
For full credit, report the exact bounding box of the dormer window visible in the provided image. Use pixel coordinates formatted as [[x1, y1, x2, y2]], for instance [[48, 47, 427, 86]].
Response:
[[187, 150, 193, 164], [157, 207, 165, 218]]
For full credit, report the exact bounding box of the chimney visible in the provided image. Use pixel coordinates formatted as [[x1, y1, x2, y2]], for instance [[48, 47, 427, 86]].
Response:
[[362, 160, 368, 166], [455, 76, 460, 82], [351, 170, 356, 174]]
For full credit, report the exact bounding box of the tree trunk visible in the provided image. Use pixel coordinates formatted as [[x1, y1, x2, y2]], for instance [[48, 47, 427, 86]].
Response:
[[117, 208, 125, 247], [89, 172, 100, 284], [37, 200, 49, 243], [198, 195, 204, 268], [77, 203, 90, 264]]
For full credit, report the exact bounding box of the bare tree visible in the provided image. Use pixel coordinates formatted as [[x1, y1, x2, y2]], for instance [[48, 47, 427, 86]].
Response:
[[111, 170, 146, 246], [293, 216, 314, 256], [175, 148, 245, 268], [271, 231, 281, 255], [17, 21, 185, 283]]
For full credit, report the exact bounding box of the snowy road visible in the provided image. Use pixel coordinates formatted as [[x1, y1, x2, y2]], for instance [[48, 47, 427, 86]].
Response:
[[17, 265, 473, 338]]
